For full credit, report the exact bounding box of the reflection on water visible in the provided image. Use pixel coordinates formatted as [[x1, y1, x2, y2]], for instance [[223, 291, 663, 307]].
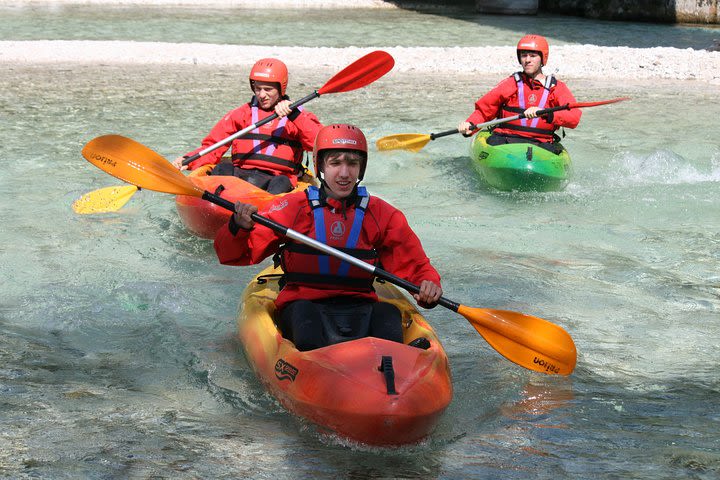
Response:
[[503, 379, 575, 421], [1, 49, 719, 479]]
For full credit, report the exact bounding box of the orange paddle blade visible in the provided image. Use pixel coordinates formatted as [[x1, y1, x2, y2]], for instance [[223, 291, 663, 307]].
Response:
[[375, 134, 432, 152], [318, 50, 394, 95], [81, 135, 204, 198], [72, 184, 138, 214], [458, 305, 577, 375]]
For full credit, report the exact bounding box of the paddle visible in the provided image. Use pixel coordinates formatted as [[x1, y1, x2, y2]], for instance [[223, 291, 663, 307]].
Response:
[[72, 50, 395, 214], [376, 97, 630, 152], [72, 185, 139, 214], [81, 134, 578, 376]]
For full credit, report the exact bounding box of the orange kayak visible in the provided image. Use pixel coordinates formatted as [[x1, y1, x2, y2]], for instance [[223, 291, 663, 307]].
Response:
[[238, 265, 453, 446], [175, 165, 316, 239]]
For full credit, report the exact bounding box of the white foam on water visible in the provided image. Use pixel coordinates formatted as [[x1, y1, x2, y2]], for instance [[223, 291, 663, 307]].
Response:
[[608, 149, 720, 186]]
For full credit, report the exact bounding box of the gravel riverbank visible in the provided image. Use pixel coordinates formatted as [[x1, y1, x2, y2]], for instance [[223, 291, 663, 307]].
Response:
[[2, 40, 719, 84]]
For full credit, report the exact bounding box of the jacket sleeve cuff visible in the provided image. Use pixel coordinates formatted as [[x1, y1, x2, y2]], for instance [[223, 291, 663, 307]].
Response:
[[228, 216, 255, 236]]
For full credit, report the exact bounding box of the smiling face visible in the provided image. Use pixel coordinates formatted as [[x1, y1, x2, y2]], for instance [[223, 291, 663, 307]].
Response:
[[519, 50, 543, 77], [321, 150, 363, 199], [251, 81, 281, 110]]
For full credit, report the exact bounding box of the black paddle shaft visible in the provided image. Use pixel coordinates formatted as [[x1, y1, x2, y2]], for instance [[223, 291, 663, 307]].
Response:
[[430, 123, 476, 140], [182, 91, 321, 166], [431, 102, 573, 141], [201, 189, 462, 312]]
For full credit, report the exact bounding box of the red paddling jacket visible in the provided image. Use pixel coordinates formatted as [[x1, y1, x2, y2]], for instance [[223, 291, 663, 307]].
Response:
[[183, 97, 322, 185], [214, 186, 441, 310], [466, 72, 581, 142]]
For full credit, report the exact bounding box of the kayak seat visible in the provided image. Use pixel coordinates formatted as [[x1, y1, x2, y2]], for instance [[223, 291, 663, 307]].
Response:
[[319, 301, 373, 346], [277, 298, 403, 351]]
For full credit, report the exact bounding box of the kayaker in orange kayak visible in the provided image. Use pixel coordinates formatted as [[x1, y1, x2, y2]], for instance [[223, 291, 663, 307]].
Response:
[[172, 58, 322, 194], [457, 34, 581, 154], [214, 123, 443, 351]]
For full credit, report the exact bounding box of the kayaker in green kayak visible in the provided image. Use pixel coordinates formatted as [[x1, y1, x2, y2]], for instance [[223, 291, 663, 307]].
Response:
[[458, 34, 581, 154]]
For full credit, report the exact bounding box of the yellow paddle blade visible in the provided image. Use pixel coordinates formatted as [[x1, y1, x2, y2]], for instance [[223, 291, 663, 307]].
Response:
[[81, 135, 204, 198], [458, 305, 577, 375], [375, 133, 432, 152], [72, 185, 139, 214]]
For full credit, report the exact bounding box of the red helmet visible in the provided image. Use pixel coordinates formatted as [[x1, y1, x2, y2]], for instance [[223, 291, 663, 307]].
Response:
[[313, 124, 368, 180], [249, 58, 288, 96], [516, 34, 549, 66]]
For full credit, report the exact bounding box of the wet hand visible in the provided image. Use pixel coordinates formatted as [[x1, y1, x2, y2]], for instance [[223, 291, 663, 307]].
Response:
[[457, 121, 473, 135], [414, 280, 443, 309], [275, 100, 292, 118], [172, 156, 189, 171], [524, 106, 541, 118], [233, 202, 258, 231]]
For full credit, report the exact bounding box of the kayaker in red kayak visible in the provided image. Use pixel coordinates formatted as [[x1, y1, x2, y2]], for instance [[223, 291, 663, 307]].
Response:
[[214, 123, 443, 351], [458, 34, 581, 154], [172, 58, 322, 194]]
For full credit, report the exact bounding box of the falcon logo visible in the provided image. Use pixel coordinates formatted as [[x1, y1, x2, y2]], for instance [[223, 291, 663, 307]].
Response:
[[275, 359, 298, 382], [533, 356, 560, 374], [88, 152, 117, 168]]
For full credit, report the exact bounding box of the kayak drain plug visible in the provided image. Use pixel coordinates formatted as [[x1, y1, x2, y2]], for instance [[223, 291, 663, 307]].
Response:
[[378, 356, 398, 395]]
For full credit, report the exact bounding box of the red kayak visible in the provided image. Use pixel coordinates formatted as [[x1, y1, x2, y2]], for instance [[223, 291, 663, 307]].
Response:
[[175, 165, 316, 239], [239, 265, 453, 446]]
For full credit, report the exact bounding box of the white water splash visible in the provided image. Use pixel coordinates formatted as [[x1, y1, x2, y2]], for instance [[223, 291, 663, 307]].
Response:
[[608, 149, 720, 186]]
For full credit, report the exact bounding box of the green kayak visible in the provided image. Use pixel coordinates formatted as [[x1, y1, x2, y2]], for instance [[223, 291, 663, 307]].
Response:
[[470, 131, 571, 192]]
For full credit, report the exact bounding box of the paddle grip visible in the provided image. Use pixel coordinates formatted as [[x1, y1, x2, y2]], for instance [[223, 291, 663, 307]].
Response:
[[202, 191, 236, 212], [250, 212, 289, 236], [182, 91, 321, 167], [536, 103, 571, 116], [201, 191, 291, 237], [374, 269, 460, 312], [430, 129, 460, 140]]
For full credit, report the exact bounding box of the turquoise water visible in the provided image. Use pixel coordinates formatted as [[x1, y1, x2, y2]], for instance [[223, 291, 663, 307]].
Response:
[[1, 4, 719, 49], [2, 5, 720, 480]]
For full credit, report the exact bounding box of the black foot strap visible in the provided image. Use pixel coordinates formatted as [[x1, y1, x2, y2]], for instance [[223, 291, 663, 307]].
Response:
[[378, 355, 398, 395]]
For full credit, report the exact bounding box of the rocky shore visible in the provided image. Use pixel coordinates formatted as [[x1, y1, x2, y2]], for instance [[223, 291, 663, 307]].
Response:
[[2, 0, 719, 84], [2, 40, 719, 84]]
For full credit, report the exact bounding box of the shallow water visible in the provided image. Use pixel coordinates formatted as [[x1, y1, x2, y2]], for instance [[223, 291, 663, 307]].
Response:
[[2, 6, 720, 480], [1, 4, 719, 49]]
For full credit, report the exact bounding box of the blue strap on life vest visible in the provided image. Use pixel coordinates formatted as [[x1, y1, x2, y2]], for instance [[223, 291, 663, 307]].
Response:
[[306, 186, 330, 274], [337, 186, 369, 276], [306, 185, 369, 276]]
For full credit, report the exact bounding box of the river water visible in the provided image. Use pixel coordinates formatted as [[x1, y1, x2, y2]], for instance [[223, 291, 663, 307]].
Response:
[[1, 4, 719, 479]]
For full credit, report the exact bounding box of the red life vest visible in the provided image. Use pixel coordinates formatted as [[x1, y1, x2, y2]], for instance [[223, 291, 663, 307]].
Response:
[[496, 73, 557, 141], [278, 186, 379, 292], [230, 97, 305, 174]]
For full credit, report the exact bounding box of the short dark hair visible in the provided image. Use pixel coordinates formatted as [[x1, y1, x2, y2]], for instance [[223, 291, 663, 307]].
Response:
[[317, 149, 365, 173]]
